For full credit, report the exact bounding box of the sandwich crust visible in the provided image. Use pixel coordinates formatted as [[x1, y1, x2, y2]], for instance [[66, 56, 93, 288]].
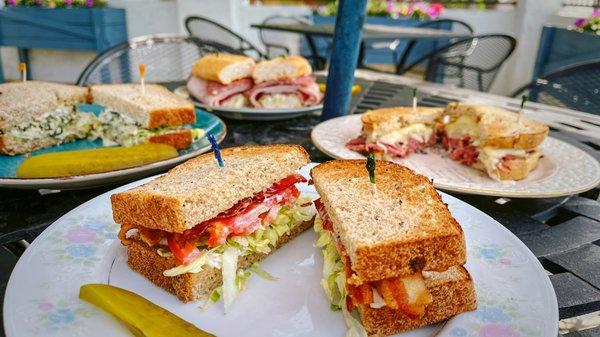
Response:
[[311, 160, 466, 282], [191, 53, 255, 84], [88, 84, 196, 129], [475, 150, 542, 181], [126, 219, 314, 302], [111, 144, 310, 233], [359, 266, 477, 336], [148, 129, 193, 150], [252, 56, 312, 83], [443, 103, 548, 149], [361, 107, 443, 134]]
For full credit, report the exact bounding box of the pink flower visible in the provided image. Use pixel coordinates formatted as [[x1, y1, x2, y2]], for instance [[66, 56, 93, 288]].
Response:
[[479, 324, 520, 337], [593, 9, 600, 17], [38, 303, 54, 311], [84, 0, 93, 7], [66, 228, 95, 244], [64, 0, 72, 5], [428, 3, 444, 19], [6, 0, 17, 5], [573, 18, 587, 28]]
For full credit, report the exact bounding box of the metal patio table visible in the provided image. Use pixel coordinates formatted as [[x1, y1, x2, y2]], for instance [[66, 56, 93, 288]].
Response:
[[2, 71, 600, 336], [250, 22, 471, 66]]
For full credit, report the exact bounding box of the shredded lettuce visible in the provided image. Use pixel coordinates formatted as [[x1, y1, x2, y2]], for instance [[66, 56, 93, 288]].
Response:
[[314, 214, 368, 336], [250, 262, 278, 281], [221, 246, 241, 313], [342, 304, 368, 337], [164, 196, 315, 311]]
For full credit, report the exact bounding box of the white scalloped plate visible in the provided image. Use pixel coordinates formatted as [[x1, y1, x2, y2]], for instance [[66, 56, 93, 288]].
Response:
[[311, 114, 600, 198], [4, 163, 557, 337]]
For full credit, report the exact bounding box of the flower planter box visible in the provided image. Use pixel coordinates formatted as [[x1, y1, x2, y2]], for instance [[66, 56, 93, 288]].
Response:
[[0, 7, 127, 81], [310, 15, 450, 66], [533, 26, 600, 78], [0, 7, 127, 51]]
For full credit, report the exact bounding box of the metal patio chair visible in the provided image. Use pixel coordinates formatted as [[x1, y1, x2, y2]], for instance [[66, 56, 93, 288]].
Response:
[[363, 19, 473, 73], [77, 34, 239, 85], [185, 15, 266, 60], [511, 60, 600, 115], [257, 14, 327, 70], [398, 34, 516, 92]]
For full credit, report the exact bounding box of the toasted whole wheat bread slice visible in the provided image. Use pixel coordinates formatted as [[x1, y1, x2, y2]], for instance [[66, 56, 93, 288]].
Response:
[[443, 103, 548, 149], [148, 129, 193, 150], [126, 219, 313, 302], [361, 107, 443, 134], [359, 266, 477, 337], [111, 144, 310, 233], [89, 84, 196, 129], [0, 81, 87, 133], [0, 134, 79, 156], [310, 160, 466, 282]]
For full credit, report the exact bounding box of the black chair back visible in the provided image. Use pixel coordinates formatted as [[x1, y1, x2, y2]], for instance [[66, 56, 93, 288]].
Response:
[[400, 34, 516, 92], [395, 19, 473, 71], [77, 34, 239, 85], [185, 15, 266, 59], [257, 15, 326, 70], [511, 60, 600, 115]]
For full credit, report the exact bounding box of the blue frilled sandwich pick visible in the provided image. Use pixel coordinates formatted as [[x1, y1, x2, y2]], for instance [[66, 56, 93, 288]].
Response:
[[207, 134, 224, 167]]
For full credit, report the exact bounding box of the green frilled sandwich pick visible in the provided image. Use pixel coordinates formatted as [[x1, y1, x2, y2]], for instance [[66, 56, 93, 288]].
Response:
[[80, 284, 215, 337], [517, 94, 528, 123], [366, 152, 376, 184]]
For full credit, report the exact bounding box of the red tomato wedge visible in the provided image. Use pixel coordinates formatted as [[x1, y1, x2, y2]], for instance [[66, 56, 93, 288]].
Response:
[[167, 235, 201, 264]]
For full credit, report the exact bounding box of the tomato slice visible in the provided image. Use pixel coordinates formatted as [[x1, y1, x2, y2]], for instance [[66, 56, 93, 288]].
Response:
[[167, 234, 201, 264], [206, 222, 231, 247], [265, 173, 306, 194]]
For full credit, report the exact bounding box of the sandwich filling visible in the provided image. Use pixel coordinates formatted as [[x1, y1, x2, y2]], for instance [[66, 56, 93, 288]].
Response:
[[314, 199, 432, 318], [187, 77, 254, 107], [94, 109, 205, 147], [3, 106, 97, 145], [346, 123, 438, 158], [247, 76, 323, 108], [118, 174, 315, 309]]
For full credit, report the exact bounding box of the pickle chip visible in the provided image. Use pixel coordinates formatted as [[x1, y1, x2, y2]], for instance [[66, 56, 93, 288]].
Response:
[[17, 143, 179, 178], [79, 284, 215, 337]]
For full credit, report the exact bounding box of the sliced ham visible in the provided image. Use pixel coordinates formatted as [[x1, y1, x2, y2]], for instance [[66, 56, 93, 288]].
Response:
[[247, 75, 323, 108], [187, 76, 253, 106]]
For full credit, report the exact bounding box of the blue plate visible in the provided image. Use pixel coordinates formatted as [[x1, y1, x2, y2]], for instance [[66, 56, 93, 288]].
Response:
[[0, 105, 226, 190]]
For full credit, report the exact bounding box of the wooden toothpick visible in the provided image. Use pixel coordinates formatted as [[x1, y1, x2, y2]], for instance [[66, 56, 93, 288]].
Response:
[[412, 88, 417, 112]]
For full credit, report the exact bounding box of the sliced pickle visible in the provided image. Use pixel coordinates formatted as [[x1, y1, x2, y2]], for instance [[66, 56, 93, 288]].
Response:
[[79, 284, 215, 337], [17, 143, 178, 178]]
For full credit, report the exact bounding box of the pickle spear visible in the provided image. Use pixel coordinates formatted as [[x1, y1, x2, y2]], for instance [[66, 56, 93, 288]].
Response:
[[79, 284, 215, 337], [17, 143, 178, 178]]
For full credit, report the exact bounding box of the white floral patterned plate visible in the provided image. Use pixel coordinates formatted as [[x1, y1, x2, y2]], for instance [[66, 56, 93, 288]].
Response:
[[311, 114, 600, 198], [3, 163, 557, 337]]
